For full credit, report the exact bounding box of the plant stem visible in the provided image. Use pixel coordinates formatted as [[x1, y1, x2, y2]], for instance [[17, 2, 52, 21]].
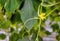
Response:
[[41, 2, 60, 7], [24, 17, 39, 25], [46, 6, 60, 17], [36, 0, 43, 41]]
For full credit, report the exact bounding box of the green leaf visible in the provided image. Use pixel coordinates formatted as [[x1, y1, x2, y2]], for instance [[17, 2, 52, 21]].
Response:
[[9, 33, 19, 41], [45, 31, 51, 35], [0, 34, 6, 40], [51, 23, 59, 31], [54, 17, 60, 22], [0, 20, 10, 29], [4, 0, 20, 13], [56, 35, 60, 41], [32, 0, 41, 11], [11, 12, 22, 24], [9, 27, 15, 33], [38, 36, 43, 41], [20, 0, 37, 30], [57, 29, 60, 34], [0, 0, 7, 6]]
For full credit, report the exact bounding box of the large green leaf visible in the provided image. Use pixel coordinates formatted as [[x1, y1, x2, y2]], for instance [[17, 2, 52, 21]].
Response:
[[0, 0, 7, 6], [4, 0, 20, 13], [32, 0, 41, 11], [20, 0, 37, 30]]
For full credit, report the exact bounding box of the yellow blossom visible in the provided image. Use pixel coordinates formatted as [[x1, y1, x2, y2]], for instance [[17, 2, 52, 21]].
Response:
[[39, 13, 45, 20]]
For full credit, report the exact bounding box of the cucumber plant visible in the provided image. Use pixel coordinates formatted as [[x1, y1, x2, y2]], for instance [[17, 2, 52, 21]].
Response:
[[0, 0, 60, 41]]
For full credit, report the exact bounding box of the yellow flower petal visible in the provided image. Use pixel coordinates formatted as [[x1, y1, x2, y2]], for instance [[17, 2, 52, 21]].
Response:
[[39, 13, 45, 20]]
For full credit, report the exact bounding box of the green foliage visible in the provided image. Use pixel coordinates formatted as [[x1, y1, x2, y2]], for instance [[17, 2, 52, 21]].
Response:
[[20, 0, 37, 30], [0, 0, 7, 7], [0, 20, 10, 29], [0, 0, 60, 41], [4, 0, 20, 13], [51, 23, 59, 31], [11, 12, 22, 24], [0, 34, 6, 40], [38, 36, 43, 41], [9, 33, 20, 41]]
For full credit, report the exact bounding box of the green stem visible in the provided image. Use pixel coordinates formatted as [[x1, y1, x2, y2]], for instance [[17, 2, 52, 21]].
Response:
[[39, 19, 41, 34], [38, 4, 40, 16], [35, 0, 43, 41], [38, 0, 44, 16], [45, 6, 60, 17], [36, 18, 42, 41], [38, 0, 43, 35], [24, 17, 39, 25], [41, 2, 60, 7]]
